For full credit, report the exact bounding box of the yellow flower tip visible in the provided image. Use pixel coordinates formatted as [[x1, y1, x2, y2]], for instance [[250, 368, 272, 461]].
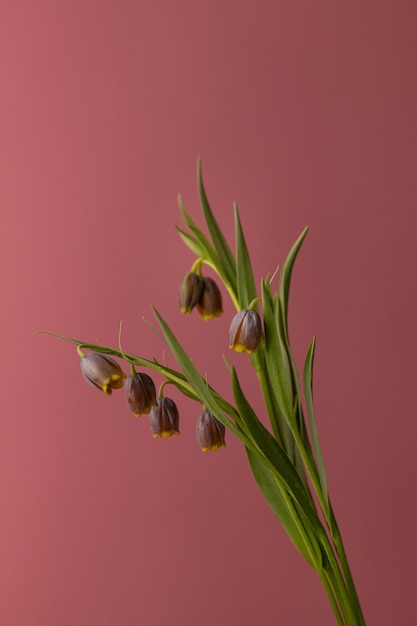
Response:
[[229, 343, 255, 354], [110, 372, 126, 387], [200, 440, 226, 452], [102, 374, 126, 394], [152, 429, 179, 438], [200, 312, 219, 321], [161, 429, 180, 438]]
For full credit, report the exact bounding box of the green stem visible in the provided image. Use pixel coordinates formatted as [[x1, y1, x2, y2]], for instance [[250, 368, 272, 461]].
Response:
[[320, 533, 362, 626], [250, 350, 284, 446], [318, 568, 346, 626], [329, 507, 366, 625]]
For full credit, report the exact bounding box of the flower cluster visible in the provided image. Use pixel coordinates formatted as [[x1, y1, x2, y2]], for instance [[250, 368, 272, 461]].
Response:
[[77, 271, 263, 450], [179, 271, 263, 354], [79, 351, 225, 450], [179, 272, 223, 320]]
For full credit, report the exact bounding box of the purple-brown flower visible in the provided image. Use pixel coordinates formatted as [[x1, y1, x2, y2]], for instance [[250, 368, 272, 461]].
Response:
[[196, 409, 226, 451], [149, 397, 180, 438], [229, 309, 262, 354], [80, 352, 126, 396], [179, 272, 204, 313], [125, 372, 157, 417], [197, 277, 223, 321]]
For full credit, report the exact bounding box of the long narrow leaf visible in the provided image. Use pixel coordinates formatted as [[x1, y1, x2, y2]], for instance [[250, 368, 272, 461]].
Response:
[[176, 227, 209, 260], [234, 203, 257, 308], [278, 226, 309, 340], [178, 196, 219, 264], [232, 366, 322, 567], [261, 280, 295, 425], [231, 366, 325, 563], [303, 337, 329, 506], [246, 448, 320, 567], [197, 159, 237, 290]]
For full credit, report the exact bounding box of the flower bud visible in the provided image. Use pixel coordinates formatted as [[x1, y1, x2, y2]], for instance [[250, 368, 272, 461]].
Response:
[[149, 397, 180, 438], [196, 409, 226, 451], [179, 272, 204, 313], [197, 277, 223, 321], [229, 309, 262, 354], [125, 372, 157, 417], [80, 352, 126, 395]]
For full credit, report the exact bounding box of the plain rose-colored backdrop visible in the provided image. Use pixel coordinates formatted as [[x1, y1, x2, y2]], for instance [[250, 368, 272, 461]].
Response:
[[1, 1, 416, 624]]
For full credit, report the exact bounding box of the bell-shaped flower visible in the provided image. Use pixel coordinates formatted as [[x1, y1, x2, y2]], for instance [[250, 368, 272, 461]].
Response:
[[80, 352, 126, 396], [197, 277, 223, 320], [149, 397, 180, 438], [125, 372, 157, 417], [229, 309, 262, 354], [196, 409, 226, 451], [179, 272, 204, 313]]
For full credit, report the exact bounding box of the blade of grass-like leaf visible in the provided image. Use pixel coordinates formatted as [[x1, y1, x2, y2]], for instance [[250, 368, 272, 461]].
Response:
[[234, 203, 257, 309], [303, 337, 329, 507], [278, 226, 309, 340], [197, 159, 237, 290], [261, 281, 315, 491], [276, 293, 310, 447], [274, 291, 298, 398], [231, 366, 325, 566], [246, 448, 320, 567], [178, 197, 219, 263], [176, 227, 210, 260], [261, 279, 296, 427]]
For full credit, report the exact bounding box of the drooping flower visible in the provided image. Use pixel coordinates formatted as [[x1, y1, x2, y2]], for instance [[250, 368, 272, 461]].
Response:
[[197, 277, 223, 320], [229, 309, 262, 354], [179, 272, 204, 313], [80, 352, 126, 396], [125, 372, 157, 417], [196, 409, 226, 451], [149, 397, 180, 438]]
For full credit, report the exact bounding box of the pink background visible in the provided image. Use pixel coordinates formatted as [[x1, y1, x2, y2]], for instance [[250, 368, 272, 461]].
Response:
[[1, 1, 416, 624]]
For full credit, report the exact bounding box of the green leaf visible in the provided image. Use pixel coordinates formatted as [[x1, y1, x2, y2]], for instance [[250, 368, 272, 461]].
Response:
[[231, 365, 324, 569], [246, 448, 321, 567], [176, 227, 208, 259], [234, 203, 257, 309], [276, 294, 309, 441], [261, 279, 295, 427], [197, 159, 237, 291], [178, 197, 219, 264], [278, 226, 309, 341], [303, 337, 329, 507]]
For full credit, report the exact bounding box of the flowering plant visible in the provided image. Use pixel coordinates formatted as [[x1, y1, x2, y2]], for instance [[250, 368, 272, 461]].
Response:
[[39, 161, 365, 625]]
